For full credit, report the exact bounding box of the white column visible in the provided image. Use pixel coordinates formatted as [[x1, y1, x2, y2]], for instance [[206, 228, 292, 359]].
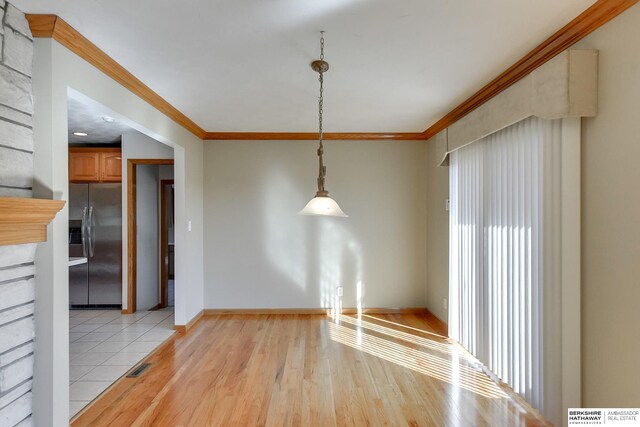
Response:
[[32, 38, 70, 426]]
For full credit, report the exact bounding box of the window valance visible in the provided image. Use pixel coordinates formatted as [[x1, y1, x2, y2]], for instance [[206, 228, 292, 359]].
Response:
[[434, 49, 597, 166]]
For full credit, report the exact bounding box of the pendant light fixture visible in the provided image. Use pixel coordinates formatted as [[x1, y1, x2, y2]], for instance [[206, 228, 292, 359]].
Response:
[[299, 32, 348, 218]]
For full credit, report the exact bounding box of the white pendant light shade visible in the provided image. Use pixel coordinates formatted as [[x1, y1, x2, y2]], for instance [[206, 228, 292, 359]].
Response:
[[299, 195, 348, 217]]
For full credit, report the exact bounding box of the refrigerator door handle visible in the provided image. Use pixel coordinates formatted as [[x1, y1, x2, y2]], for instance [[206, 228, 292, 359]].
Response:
[[88, 206, 95, 258], [81, 206, 88, 258]]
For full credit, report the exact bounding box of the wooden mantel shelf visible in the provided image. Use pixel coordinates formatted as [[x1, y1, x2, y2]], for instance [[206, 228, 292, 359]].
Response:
[[0, 197, 65, 246]]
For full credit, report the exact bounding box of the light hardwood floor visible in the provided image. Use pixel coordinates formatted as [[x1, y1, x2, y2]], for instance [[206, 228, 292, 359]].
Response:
[[71, 313, 549, 426]]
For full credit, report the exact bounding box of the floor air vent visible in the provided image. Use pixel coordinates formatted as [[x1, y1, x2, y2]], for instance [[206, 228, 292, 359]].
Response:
[[127, 363, 151, 378]]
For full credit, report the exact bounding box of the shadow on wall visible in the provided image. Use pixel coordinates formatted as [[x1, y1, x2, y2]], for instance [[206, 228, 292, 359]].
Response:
[[264, 169, 363, 310]]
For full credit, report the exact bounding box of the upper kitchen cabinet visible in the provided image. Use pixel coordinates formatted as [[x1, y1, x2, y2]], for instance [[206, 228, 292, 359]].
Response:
[[69, 148, 122, 182], [69, 150, 99, 182], [100, 151, 122, 182]]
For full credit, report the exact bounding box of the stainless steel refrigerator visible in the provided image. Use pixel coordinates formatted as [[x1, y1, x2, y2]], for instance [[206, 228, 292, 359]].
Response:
[[68, 183, 122, 307]]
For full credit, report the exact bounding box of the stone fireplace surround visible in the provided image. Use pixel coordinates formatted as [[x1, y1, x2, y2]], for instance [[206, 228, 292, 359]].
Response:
[[0, 2, 37, 425]]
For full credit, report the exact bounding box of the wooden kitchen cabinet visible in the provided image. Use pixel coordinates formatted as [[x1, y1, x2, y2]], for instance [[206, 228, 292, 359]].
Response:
[[100, 151, 122, 182], [69, 150, 99, 182], [69, 148, 122, 182]]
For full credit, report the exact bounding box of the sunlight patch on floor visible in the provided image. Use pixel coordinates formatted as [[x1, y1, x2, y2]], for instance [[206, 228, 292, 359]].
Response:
[[333, 314, 460, 357], [327, 320, 506, 399], [361, 314, 447, 339]]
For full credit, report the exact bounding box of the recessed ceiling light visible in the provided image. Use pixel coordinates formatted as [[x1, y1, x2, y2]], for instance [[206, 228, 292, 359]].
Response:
[[101, 116, 115, 123], [73, 132, 88, 136]]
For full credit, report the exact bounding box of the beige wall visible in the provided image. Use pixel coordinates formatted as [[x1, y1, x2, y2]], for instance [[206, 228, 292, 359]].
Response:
[[422, 4, 640, 406], [574, 4, 640, 407], [425, 141, 449, 323], [203, 139, 427, 309]]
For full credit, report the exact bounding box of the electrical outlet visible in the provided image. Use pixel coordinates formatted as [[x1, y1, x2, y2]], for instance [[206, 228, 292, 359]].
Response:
[[337, 287, 343, 297], [443, 298, 448, 310]]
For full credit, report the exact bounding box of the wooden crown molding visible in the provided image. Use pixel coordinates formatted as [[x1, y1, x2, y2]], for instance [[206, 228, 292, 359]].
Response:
[[203, 132, 425, 141], [27, 0, 640, 142], [26, 14, 207, 139], [421, 0, 640, 140], [26, 14, 422, 142], [0, 197, 65, 246], [26, 13, 57, 37]]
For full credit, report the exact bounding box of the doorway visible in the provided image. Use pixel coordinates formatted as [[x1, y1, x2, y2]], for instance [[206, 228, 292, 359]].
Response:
[[65, 96, 178, 419], [126, 159, 174, 314], [160, 179, 175, 308]]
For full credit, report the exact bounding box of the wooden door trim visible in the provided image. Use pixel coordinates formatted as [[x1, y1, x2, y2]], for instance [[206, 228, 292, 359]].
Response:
[[160, 179, 174, 309], [124, 159, 174, 314]]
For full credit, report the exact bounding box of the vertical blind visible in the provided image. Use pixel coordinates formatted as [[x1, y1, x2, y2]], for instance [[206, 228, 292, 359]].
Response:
[[449, 116, 562, 421]]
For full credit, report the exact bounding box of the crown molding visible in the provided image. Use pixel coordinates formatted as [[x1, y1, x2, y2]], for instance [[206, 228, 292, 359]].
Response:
[[421, 0, 639, 140], [26, 14, 207, 139], [27, 0, 640, 142], [203, 132, 425, 141], [25, 13, 57, 37], [26, 14, 420, 142]]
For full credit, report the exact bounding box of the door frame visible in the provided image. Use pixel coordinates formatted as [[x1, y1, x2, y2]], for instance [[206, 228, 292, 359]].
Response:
[[125, 158, 174, 314], [160, 179, 174, 308]]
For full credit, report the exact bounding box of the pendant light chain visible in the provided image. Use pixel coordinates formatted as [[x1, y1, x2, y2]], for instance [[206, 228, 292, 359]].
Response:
[[299, 31, 348, 217], [317, 32, 327, 195], [318, 34, 324, 143]]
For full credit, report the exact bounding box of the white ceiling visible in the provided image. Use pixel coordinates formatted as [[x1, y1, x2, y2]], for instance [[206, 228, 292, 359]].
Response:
[[16, 0, 597, 133], [67, 97, 138, 144]]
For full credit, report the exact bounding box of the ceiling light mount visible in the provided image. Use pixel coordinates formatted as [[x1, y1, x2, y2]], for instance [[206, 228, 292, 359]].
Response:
[[300, 31, 348, 218], [310, 60, 329, 74]]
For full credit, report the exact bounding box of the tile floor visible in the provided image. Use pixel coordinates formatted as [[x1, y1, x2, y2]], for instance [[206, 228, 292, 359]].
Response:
[[68, 308, 175, 418]]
